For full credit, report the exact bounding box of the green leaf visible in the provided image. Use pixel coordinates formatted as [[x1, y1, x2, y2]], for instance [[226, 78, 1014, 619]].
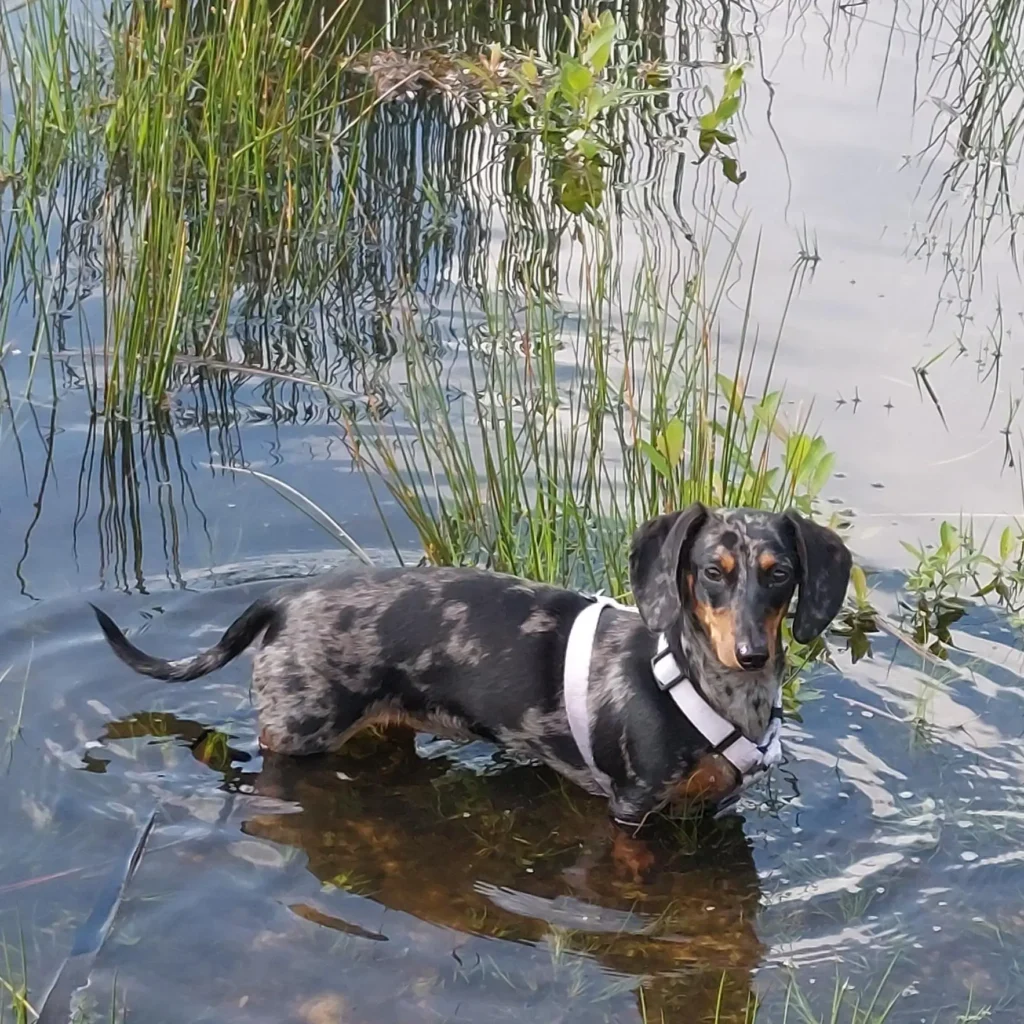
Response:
[[587, 84, 623, 118], [583, 10, 617, 69], [520, 59, 539, 84], [714, 130, 737, 145], [660, 417, 685, 467], [723, 65, 744, 98], [1000, 525, 1015, 562], [588, 42, 612, 72], [639, 439, 670, 479], [699, 112, 719, 132], [901, 540, 925, 560], [560, 60, 593, 101], [575, 136, 600, 159], [721, 157, 746, 184], [939, 521, 958, 556], [699, 129, 716, 156], [849, 629, 871, 663], [752, 391, 782, 432], [805, 435, 828, 469], [786, 434, 813, 478], [716, 372, 745, 415], [808, 451, 835, 496], [714, 94, 741, 124], [556, 159, 604, 213], [514, 149, 532, 191], [558, 187, 586, 214]]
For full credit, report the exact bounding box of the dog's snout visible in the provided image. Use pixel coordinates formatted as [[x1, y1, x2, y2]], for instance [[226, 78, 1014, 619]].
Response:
[[735, 643, 769, 671]]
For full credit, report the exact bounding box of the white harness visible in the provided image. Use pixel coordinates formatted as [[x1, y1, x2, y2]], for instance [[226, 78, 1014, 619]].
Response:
[[563, 596, 784, 805]]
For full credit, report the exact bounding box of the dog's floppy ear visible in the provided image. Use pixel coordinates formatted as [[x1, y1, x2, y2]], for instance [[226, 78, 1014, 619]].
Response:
[[784, 509, 852, 644], [629, 503, 708, 632]]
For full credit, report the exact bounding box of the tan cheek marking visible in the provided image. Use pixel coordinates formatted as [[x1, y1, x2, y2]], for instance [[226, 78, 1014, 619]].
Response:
[[718, 548, 736, 574], [758, 552, 777, 571], [764, 606, 786, 659], [693, 599, 741, 669]]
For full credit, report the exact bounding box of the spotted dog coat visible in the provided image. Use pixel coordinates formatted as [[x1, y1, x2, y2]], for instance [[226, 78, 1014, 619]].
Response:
[[91, 504, 851, 828]]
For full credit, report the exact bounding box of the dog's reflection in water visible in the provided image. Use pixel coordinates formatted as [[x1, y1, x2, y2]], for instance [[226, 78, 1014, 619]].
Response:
[[95, 715, 767, 1023], [244, 726, 765, 1023]]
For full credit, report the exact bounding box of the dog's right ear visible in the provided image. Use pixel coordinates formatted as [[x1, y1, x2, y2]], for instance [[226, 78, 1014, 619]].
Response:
[[629, 503, 708, 632]]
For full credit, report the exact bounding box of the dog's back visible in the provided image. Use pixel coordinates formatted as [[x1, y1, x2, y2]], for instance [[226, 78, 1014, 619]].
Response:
[[93, 565, 592, 758], [247, 566, 589, 755]]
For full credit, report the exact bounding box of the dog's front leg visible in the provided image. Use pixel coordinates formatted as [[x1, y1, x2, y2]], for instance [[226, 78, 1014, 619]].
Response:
[[608, 783, 660, 836]]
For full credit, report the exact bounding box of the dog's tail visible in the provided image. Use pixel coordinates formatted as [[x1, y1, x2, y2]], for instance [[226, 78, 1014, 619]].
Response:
[[90, 599, 278, 682]]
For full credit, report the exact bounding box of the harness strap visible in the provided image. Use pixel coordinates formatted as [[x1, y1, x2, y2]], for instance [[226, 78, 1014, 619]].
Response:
[[652, 634, 782, 776], [563, 596, 629, 796]]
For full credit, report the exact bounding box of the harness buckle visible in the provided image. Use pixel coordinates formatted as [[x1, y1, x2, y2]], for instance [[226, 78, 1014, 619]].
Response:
[[651, 646, 684, 692]]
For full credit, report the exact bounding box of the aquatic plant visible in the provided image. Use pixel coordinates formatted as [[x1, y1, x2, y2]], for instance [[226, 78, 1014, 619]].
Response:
[[468, 13, 747, 213], [345, 223, 844, 622], [0, 0, 364, 415], [901, 516, 1024, 654]]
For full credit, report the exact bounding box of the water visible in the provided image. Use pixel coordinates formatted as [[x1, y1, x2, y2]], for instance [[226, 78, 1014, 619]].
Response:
[[2, 0, 1024, 1020]]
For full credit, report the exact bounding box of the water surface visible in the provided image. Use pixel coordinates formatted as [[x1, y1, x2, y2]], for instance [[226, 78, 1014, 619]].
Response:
[[2, 0, 1024, 1020]]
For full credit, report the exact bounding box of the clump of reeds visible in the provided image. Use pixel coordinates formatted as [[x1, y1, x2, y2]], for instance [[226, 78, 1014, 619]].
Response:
[[1, 0, 365, 415], [346, 226, 839, 604]]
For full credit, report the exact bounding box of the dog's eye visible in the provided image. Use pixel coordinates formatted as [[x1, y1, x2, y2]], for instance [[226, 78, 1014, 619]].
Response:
[[770, 566, 791, 583], [703, 565, 724, 582]]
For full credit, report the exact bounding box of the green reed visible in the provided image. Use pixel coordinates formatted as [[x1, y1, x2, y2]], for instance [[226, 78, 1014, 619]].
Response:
[[347, 219, 840, 605], [635, 960, 982, 1023], [1, 0, 365, 415]]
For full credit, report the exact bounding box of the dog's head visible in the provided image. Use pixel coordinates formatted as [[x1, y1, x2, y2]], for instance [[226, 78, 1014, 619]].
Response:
[[628, 504, 851, 671]]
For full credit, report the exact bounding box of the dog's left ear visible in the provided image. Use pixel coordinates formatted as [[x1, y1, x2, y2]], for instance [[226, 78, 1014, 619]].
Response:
[[784, 509, 852, 644], [629, 503, 708, 632]]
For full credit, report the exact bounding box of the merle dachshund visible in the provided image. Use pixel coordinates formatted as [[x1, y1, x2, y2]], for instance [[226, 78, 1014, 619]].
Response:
[[92, 503, 851, 828]]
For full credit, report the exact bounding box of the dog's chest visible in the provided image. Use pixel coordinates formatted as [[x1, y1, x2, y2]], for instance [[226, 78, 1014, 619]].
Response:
[[699, 661, 777, 740]]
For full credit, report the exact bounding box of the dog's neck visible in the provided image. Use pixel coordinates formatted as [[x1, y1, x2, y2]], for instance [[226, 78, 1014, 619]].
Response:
[[668, 611, 782, 741]]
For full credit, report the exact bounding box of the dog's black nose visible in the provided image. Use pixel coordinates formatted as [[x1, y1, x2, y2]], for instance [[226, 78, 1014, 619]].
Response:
[[735, 644, 769, 671]]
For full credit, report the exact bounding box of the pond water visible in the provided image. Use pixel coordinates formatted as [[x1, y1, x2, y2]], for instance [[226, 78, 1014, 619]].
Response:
[[2, 0, 1024, 1021]]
